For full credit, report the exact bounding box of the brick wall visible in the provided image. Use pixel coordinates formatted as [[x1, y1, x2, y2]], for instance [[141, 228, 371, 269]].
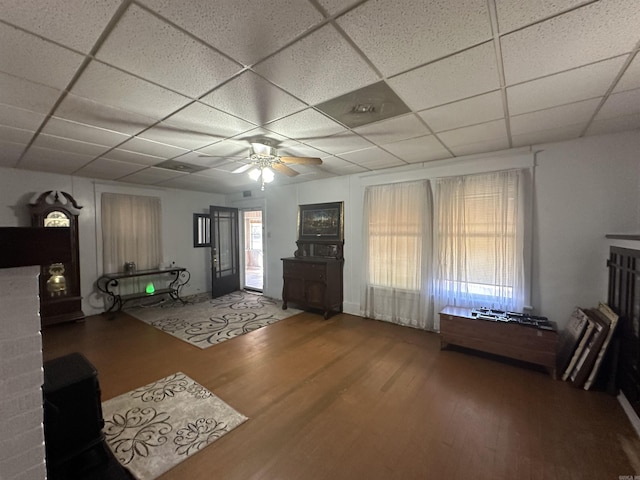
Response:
[[0, 266, 46, 480]]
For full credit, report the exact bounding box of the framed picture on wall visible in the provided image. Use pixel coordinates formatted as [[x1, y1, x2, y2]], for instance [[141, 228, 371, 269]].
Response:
[[298, 202, 344, 241]]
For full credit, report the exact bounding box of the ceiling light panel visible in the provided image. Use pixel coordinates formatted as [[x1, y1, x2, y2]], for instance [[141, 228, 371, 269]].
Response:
[[138, 0, 324, 66], [70, 62, 191, 120], [200, 71, 307, 125], [0, 0, 121, 53], [418, 91, 504, 133], [254, 24, 379, 106], [388, 42, 500, 111], [337, 0, 492, 77], [501, 0, 640, 85], [506, 56, 627, 115], [0, 22, 84, 90], [96, 5, 242, 98]]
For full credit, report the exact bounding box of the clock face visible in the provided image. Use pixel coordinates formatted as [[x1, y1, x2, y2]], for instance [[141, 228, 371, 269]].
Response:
[[44, 210, 70, 227]]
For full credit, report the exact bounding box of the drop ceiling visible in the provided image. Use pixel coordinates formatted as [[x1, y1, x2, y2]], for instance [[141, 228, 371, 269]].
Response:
[[0, 0, 638, 194]]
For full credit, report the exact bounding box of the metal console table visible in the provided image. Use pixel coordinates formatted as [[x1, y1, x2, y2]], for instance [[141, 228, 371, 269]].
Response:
[[97, 267, 190, 313]]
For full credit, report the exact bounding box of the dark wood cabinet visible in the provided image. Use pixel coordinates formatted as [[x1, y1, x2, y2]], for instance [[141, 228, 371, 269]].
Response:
[[607, 244, 640, 415], [282, 257, 343, 319], [282, 239, 344, 319], [29, 191, 85, 326]]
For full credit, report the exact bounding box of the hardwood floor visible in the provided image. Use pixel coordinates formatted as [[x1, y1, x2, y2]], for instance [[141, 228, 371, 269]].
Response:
[[43, 311, 639, 479]]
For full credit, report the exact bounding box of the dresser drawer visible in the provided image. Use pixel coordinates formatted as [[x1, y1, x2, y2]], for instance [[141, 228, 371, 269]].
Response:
[[283, 261, 326, 281]]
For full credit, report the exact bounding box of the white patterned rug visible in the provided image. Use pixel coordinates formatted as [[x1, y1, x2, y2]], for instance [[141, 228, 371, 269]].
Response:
[[102, 372, 247, 480], [126, 290, 302, 349]]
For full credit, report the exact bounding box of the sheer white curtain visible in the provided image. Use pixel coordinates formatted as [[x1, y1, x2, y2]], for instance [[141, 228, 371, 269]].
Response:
[[433, 169, 527, 314], [361, 180, 434, 330], [101, 193, 162, 273]]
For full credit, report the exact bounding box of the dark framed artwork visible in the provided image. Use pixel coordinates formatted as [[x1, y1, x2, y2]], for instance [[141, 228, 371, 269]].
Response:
[[298, 202, 344, 241]]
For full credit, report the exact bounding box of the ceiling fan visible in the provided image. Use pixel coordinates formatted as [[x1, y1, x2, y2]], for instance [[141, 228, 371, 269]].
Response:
[[206, 142, 323, 190]]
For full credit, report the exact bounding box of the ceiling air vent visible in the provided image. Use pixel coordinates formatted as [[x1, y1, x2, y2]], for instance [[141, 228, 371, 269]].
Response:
[[155, 159, 209, 174], [315, 81, 411, 128]]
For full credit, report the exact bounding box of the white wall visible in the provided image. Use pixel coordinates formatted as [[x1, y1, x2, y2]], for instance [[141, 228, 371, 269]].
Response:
[[0, 167, 226, 315], [260, 130, 640, 329], [1, 129, 638, 328]]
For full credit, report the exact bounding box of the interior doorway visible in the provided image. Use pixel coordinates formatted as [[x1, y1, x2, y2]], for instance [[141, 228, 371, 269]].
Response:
[[242, 209, 263, 292]]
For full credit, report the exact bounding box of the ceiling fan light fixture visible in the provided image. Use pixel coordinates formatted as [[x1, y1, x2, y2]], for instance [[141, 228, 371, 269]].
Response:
[[262, 167, 275, 183], [248, 168, 261, 181]]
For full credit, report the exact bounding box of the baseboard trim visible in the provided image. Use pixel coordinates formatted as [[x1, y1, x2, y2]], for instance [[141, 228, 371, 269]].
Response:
[[618, 391, 640, 438]]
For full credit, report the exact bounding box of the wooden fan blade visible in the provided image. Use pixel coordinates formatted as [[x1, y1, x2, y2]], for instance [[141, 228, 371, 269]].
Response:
[[279, 156, 322, 165], [272, 163, 299, 177], [232, 164, 252, 174]]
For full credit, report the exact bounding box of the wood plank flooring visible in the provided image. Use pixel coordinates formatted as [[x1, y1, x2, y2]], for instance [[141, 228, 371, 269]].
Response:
[[42, 311, 639, 479]]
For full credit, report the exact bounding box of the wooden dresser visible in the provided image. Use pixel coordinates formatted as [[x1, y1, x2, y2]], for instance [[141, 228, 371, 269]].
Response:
[[439, 306, 558, 377], [282, 240, 344, 319]]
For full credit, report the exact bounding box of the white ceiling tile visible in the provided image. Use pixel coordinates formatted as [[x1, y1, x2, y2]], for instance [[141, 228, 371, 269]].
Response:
[[449, 137, 510, 156], [19, 146, 95, 173], [70, 61, 191, 119], [510, 98, 600, 136], [102, 149, 164, 166], [0, 104, 45, 131], [265, 109, 346, 139], [55, 94, 158, 135], [501, 0, 640, 84], [586, 113, 640, 136], [507, 56, 627, 115], [42, 117, 130, 147], [495, 0, 590, 33], [119, 166, 188, 184], [382, 135, 452, 163], [511, 123, 585, 147], [277, 142, 327, 159], [0, 72, 62, 114], [0, 125, 34, 144], [418, 91, 504, 132], [337, 0, 492, 76], [196, 139, 250, 158], [115, 137, 189, 159], [338, 146, 405, 169], [31, 134, 110, 157], [0, 0, 121, 53], [74, 157, 147, 180], [170, 152, 237, 168], [0, 22, 84, 90], [438, 119, 507, 148], [303, 131, 373, 155], [0, 140, 26, 168], [138, 0, 324, 66], [316, 0, 361, 16], [388, 42, 500, 111], [138, 123, 221, 150], [96, 5, 241, 98], [200, 71, 307, 125], [159, 173, 235, 193], [162, 102, 255, 139], [254, 24, 379, 106], [354, 114, 431, 145], [614, 54, 640, 93], [319, 156, 368, 175], [597, 88, 640, 120]]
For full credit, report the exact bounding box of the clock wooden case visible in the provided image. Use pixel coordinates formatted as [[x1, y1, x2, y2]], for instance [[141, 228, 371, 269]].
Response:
[[29, 191, 85, 326]]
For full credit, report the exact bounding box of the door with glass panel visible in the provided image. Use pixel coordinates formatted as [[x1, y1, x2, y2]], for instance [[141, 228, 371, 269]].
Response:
[[242, 209, 264, 292], [209, 206, 240, 298]]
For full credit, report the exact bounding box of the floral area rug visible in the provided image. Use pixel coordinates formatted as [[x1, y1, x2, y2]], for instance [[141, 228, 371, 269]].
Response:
[[102, 372, 247, 480], [126, 290, 302, 349]]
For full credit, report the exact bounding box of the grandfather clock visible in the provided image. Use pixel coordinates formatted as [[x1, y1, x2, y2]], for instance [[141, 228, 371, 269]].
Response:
[[29, 191, 85, 326]]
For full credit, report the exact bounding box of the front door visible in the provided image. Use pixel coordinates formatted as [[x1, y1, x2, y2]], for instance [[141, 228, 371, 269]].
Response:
[[210, 205, 240, 298]]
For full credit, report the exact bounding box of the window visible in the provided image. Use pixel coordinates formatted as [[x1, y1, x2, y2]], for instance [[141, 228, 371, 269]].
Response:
[[193, 213, 211, 247], [361, 180, 433, 330], [434, 169, 526, 311], [101, 193, 162, 273]]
